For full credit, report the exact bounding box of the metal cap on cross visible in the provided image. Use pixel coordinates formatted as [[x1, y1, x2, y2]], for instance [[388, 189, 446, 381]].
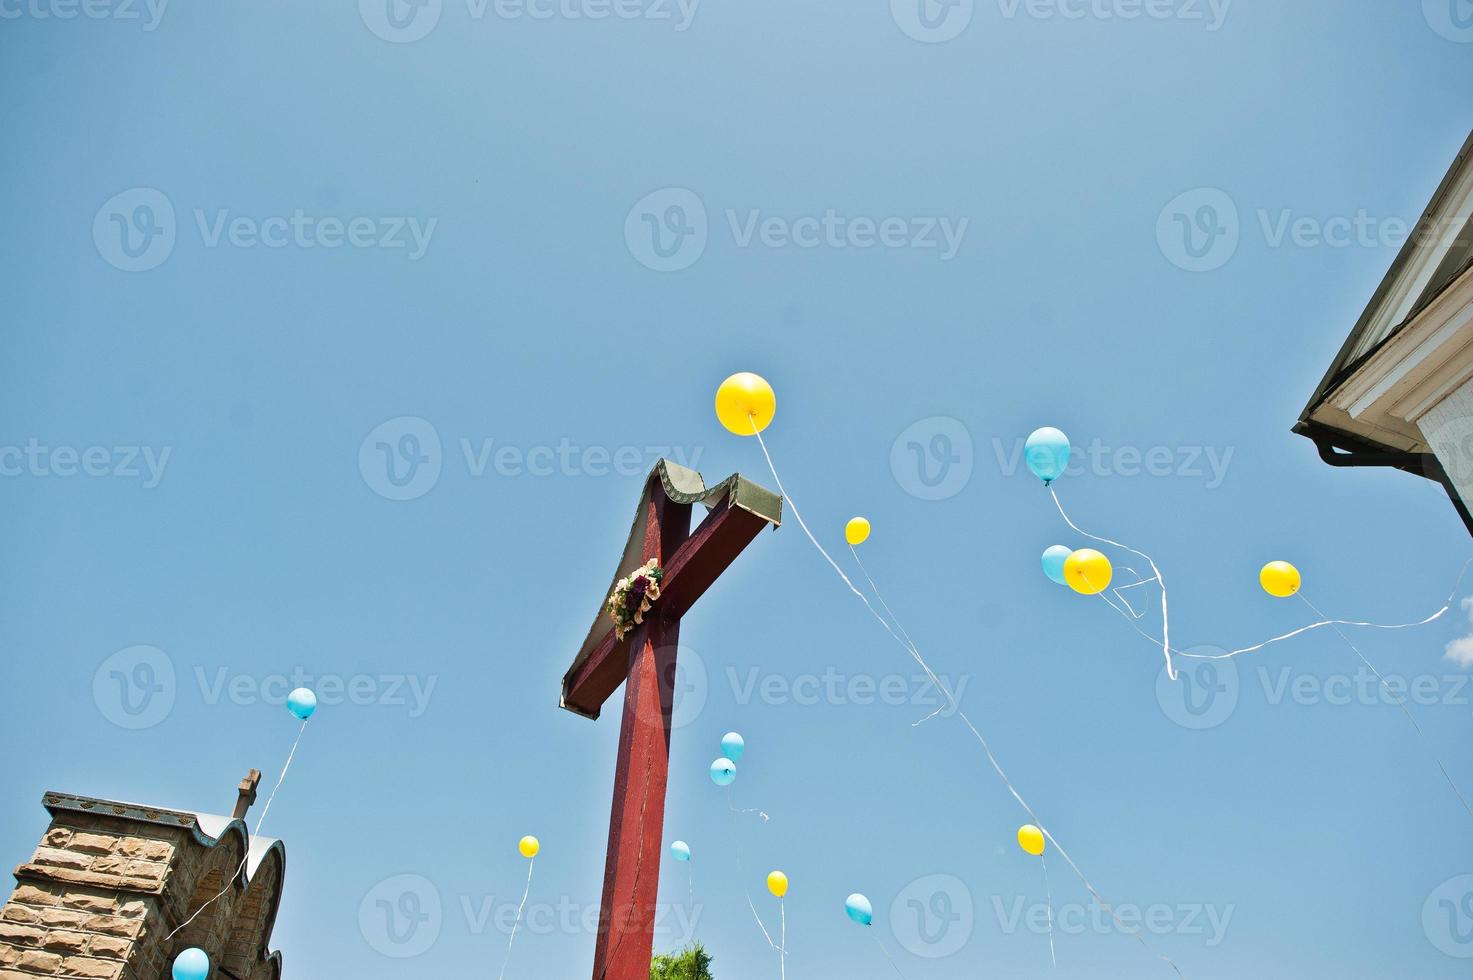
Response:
[[561, 460, 781, 980]]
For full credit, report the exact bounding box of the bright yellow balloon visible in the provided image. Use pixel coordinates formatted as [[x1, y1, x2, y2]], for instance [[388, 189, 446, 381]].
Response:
[[845, 517, 871, 546], [1063, 548, 1112, 595], [1017, 825, 1046, 857], [1260, 561, 1301, 598], [715, 372, 776, 436], [518, 836, 540, 859], [766, 870, 789, 899]]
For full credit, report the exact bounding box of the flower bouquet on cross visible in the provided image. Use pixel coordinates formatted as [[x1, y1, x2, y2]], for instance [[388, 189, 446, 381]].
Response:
[[607, 559, 665, 640]]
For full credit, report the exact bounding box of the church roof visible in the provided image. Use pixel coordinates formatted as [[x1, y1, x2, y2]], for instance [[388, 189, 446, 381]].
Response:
[[1293, 129, 1473, 535], [1297, 129, 1473, 455], [30, 789, 287, 980]]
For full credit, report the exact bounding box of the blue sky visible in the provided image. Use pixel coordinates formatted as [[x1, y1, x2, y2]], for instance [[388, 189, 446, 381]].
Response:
[[3, 2, 1473, 978]]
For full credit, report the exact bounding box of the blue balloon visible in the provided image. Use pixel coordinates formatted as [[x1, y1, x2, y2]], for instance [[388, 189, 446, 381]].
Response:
[[172, 947, 210, 980], [709, 757, 737, 787], [1024, 427, 1071, 484], [1041, 545, 1072, 585], [286, 688, 317, 721], [671, 840, 691, 862], [721, 732, 745, 762], [844, 893, 874, 926]]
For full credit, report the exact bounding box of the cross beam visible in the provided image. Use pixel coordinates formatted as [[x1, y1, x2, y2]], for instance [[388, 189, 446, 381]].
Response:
[[563, 494, 773, 718], [560, 462, 780, 980]]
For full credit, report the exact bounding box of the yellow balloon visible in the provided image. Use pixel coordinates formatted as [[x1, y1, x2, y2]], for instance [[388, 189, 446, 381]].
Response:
[[1260, 561, 1301, 598], [518, 836, 540, 859], [1017, 825, 1046, 857], [715, 372, 776, 436], [766, 870, 789, 899], [1063, 548, 1112, 595], [845, 517, 871, 546]]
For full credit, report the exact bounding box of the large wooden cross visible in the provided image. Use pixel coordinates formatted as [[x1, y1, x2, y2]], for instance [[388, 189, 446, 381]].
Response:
[[561, 460, 781, 980]]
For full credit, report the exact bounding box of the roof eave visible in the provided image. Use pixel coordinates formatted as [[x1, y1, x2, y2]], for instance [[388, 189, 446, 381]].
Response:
[[1300, 130, 1473, 424]]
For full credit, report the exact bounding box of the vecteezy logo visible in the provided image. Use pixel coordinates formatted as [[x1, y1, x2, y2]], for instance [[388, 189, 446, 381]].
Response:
[[890, 416, 973, 501], [890, 0, 973, 42], [890, 874, 973, 958], [1424, 0, 1473, 42], [1156, 647, 1238, 730], [668, 644, 708, 731], [1423, 874, 1473, 958], [359, 874, 442, 958], [359, 0, 442, 42], [93, 188, 176, 272], [633, 644, 708, 729], [1156, 188, 1240, 273], [359, 417, 443, 501], [624, 188, 708, 272], [93, 645, 176, 729]]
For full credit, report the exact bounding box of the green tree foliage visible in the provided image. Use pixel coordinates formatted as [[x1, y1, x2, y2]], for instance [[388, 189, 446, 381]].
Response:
[[650, 942, 714, 980]]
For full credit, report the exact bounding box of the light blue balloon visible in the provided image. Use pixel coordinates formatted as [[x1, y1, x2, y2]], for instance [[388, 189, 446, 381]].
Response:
[[721, 732, 745, 762], [709, 757, 736, 787], [1041, 545, 1072, 585], [286, 688, 317, 721], [172, 947, 210, 980], [844, 893, 874, 926], [1024, 427, 1071, 484], [671, 840, 691, 862]]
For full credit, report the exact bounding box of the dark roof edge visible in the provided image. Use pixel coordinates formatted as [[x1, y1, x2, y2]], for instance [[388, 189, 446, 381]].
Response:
[[1293, 420, 1473, 537]]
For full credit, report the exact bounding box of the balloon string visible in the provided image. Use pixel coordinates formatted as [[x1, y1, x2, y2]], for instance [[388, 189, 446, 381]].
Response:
[[750, 422, 1187, 980], [1049, 486, 1175, 680], [727, 785, 783, 956], [1098, 588, 1141, 623], [1108, 567, 1156, 619], [1298, 593, 1473, 820], [165, 719, 310, 942], [725, 783, 771, 827], [871, 931, 911, 979], [1087, 556, 1473, 817], [778, 898, 787, 980], [1041, 853, 1057, 968], [497, 857, 535, 980], [849, 544, 923, 661], [848, 546, 944, 727], [1096, 559, 1473, 663], [1053, 490, 1473, 671]]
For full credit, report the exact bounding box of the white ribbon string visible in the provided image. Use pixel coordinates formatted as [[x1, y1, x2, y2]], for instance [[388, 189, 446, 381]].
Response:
[[872, 931, 911, 979], [165, 719, 309, 942], [1298, 593, 1473, 820], [1091, 560, 1473, 664], [726, 786, 783, 957], [1065, 517, 1473, 818], [1050, 487, 1175, 679], [750, 420, 1186, 979], [778, 898, 787, 980], [1042, 852, 1057, 968], [497, 858, 535, 980]]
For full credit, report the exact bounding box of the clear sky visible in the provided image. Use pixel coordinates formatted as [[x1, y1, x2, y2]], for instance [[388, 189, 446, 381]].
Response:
[[3, 3, 1473, 978]]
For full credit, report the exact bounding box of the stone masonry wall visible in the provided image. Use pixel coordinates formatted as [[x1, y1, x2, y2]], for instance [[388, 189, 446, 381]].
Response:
[[0, 799, 278, 980]]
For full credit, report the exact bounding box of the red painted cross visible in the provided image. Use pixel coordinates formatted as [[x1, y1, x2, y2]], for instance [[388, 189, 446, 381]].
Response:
[[561, 462, 781, 980]]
